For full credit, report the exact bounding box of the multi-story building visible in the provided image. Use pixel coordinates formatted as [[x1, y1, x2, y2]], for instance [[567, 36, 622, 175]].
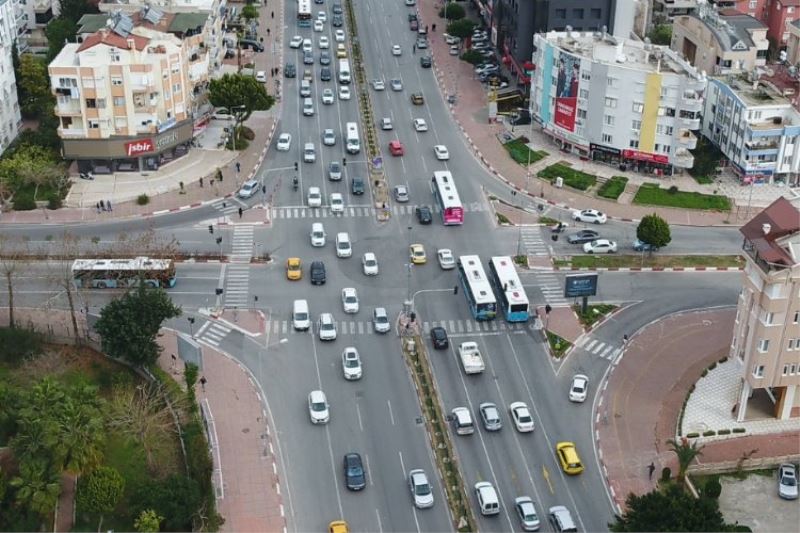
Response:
[[0, 0, 22, 154], [48, 8, 204, 174], [653, 0, 699, 21], [713, 0, 770, 22], [27, 0, 59, 52], [530, 31, 705, 175], [765, 0, 800, 51], [12, 0, 33, 53], [785, 17, 800, 62], [672, 7, 769, 75], [701, 74, 800, 184], [732, 196, 800, 420]]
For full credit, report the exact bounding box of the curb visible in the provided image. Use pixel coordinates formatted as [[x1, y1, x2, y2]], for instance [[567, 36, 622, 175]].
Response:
[[552, 266, 745, 272]]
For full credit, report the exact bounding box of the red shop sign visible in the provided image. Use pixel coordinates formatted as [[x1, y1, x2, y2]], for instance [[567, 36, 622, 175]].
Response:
[[125, 139, 155, 156], [622, 149, 669, 165]]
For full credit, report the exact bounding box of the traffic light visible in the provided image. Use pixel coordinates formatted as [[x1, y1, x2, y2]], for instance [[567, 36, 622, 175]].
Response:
[[342, 157, 347, 167], [294, 161, 298, 171], [216, 237, 222, 245], [208, 225, 214, 234], [453, 285, 459, 295]]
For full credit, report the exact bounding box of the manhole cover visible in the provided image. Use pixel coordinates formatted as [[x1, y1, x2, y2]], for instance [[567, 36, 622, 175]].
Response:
[[242, 427, 250, 434], [416, 416, 424, 425]]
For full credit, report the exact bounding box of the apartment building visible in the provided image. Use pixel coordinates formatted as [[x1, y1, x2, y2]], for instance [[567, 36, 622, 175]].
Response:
[[672, 6, 769, 75], [732, 196, 800, 420], [0, 0, 22, 155], [48, 8, 202, 174], [653, 0, 699, 21], [701, 73, 800, 184], [530, 31, 705, 175]]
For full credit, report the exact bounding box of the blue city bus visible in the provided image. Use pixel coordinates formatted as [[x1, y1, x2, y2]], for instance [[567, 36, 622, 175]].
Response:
[[72, 257, 177, 289], [457, 255, 497, 321], [297, 0, 312, 27], [488, 256, 530, 322]]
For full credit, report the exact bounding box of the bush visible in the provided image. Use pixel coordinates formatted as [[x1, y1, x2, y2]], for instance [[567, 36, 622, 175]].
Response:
[[0, 327, 43, 365], [496, 213, 510, 224], [660, 466, 672, 482], [732, 427, 746, 433], [460, 49, 485, 65], [718, 429, 731, 435], [12, 193, 36, 211], [503, 139, 548, 165], [438, 3, 465, 20], [704, 477, 722, 499], [47, 195, 62, 210], [702, 430, 716, 437], [633, 183, 731, 211], [226, 137, 249, 150], [538, 163, 597, 191], [686, 432, 700, 438], [136, 194, 150, 205], [240, 126, 255, 141], [668, 185, 679, 194]]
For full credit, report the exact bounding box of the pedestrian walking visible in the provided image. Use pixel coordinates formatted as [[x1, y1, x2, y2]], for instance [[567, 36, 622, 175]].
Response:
[[100, 199, 106, 211], [425, 25, 429, 32], [96, 202, 101, 214], [623, 334, 629, 344], [647, 462, 655, 480], [271, 10, 274, 18], [238, 207, 243, 218], [199, 177, 204, 187], [432, 23, 436, 32], [171, 353, 177, 370], [413, 44, 416, 54], [200, 376, 207, 391], [267, 27, 271, 35], [210, 178, 215, 187], [107, 199, 112, 211], [236, 161, 241, 173]]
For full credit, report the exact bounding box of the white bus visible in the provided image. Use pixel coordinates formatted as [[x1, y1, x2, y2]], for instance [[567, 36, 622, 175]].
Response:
[[72, 257, 177, 289], [488, 256, 530, 322], [430, 170, 464, 225], [345, 122, 360, 154], [297, 0, 312, 26], [457, 255, 497, 321], [338, 59, 351, 84]]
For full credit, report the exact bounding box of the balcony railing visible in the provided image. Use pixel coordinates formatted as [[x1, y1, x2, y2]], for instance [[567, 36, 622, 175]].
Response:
[[677, 129, 697, 149], [672, 148, 694, 168], [55, 102, 82, 115], [57, 127, 86, 138]]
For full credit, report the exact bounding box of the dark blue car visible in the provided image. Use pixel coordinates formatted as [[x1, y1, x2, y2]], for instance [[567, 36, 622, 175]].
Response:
[[344, 453, 366, 490]]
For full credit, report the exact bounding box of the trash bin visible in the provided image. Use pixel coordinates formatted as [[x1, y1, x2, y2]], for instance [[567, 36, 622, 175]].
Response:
[[555, 176, 563, 188]]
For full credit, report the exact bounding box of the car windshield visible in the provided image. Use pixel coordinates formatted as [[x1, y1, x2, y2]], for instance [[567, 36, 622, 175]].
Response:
[[345, 358, 358, 367], [288, 264, 300, 271], [783, 475, 797, 486], [295, 312, 308, 321], [348, 464, 363, 476], [376, 315, 387, 323], [311, 401, 326, 412], [366, 259, 376, 266], [520, 505, 536, 519], [339, 242, 348, 249], [322, 322, 333, 330], [345, 296, 356, 303], [414, 481, 431, 495]]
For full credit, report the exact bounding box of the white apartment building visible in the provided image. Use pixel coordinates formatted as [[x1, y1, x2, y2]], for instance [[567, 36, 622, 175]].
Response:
[[702, 74, 800, 185], [531, 31, 706, 175], [0, 0, 22, 154]]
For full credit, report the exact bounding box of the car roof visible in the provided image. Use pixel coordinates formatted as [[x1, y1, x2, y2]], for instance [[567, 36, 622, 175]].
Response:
[[310, 389, 326, 401]]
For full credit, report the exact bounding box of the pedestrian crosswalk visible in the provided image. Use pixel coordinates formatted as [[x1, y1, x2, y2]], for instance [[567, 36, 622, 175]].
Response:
[[211, 197, 244, 215], [575, 336, 622, 361], [196, 321, 233, 347], [230, 225, 254, 263], [528, 271, 569, 307], [519, 227, 549, 256], [270, 202, 487, 220], [265, 317, 537, 337], [224, 264, 251, 307]]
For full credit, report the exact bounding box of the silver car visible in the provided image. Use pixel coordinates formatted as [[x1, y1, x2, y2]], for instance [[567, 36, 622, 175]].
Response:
[[323, 128, 336, 146], [329, 161, 342, 181], [408, 469, 434, 508], [373, 307, 391, 333], [479, 402, 502, 431], [779, 463, 798, 499], [394, 184, 409, 202], [515, 496, 541, 531], [342, 347, 362, 380], [237, 179, 259, 199]]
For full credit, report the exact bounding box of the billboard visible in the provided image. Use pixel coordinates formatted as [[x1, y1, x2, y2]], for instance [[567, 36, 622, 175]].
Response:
[[564, 273, 598, 298], [554, 51, 581, 132]]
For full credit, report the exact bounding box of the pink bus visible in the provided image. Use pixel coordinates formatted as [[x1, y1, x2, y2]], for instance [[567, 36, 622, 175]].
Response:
[[430, 171, 464, 225]]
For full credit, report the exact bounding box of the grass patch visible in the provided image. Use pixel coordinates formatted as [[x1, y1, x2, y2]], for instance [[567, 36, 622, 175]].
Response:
[[539, 216, 559, 225], [538, 163, 597, 191], [496, 213, 510, 224], [546, 331, 571, 358], [560, 254, 744, 269], [691, 174, 714, 185], [503, 138, 548, 166], [597, 176, 628, 200], [573, 304, 617, 328], [633, 183, 731, 211]]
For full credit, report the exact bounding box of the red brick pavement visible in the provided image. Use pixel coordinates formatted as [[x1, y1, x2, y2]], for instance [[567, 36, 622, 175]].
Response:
[[597, 308, 800, 512]]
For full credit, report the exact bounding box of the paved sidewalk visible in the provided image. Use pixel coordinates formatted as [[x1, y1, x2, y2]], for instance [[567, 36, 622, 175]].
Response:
[[596, 308, 800, 512]]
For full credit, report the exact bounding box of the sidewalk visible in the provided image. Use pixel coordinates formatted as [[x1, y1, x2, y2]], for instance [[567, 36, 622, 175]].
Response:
[[596, 308, 800, 512], [418, 2, 786, 226]]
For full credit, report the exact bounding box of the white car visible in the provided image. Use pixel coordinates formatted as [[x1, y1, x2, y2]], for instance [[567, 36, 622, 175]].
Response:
[[314, 20, 324, 32], [276, 133, 292, 152], [303, 142, 316, 161], [341, 287, 359, 313], [408, 469, 434, 509], [390, 78, 403, 91], [445, 34, 461, 45], [583, 239, 618, 254], [319, 36, 330, 49], [342, 347, 362, 380], [509, 402, 535, 433], [339, 85, 351, 100], [290, 35, 304, 48], [330, 193, 344, 213], [569, 374, 589, 403], [302, 38, 313, 52], [318, 313, 337, 340], [307, 186, 322, 207], [362, 252, 379, 275], [437, 248, 456, 270], [573, 208, 608, 224], [321, 88, 335, 104], [392, 44, 402, 56], [449, 44, 460, 55], [317, 10, 327, 22], [778, 463, 799, 499], [323, 128, 336, 146], [372, 79, 385, 90], [413, 118, 428, 132], [380, 117, 393, 130], [335, 29, 346, 42], [308, 390, 330, 424], [373, 307, 390, 333], [434, 145, 450, 160], [255, 70, 267, 83], [237, 179, 259, 199]]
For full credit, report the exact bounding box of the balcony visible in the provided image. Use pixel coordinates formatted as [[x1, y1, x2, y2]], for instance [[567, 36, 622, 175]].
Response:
[[55, 102, 82, 116], [742, 239, 788, 274], [681, 94, 703, 112], [745, 137, 781, 150], [57, 127, 86, 138], [677, 129, 697, 149], [672, 147, 694, 168], [679, 115, 701, 130]]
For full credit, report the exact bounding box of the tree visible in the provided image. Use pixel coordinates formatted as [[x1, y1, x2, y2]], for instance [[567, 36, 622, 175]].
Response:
[[241, 4, 258, 22], [95, 284, 181, 367], [17, 55, 52, 119], [132, 475, 202, 531], [689, 135, 723, 183], [55, 396, 105, 475], [0, 235, 31, 328], [648, 24, 672, 46], [134, 509, 164, 532], [45, 17, 79, 61], [0, 144, 64, 195], [208, 74, 275, 122], [58, 0, 98, 24], [439, 3, 465, 20], [446, 18, 477, 40], [46, 233, 85, 344], [637, 213, 671, 250], [667, 437, 704, 485], [10, 458, 61, 521], [77, 466, 124, 531], [609, 485, 735, 532]]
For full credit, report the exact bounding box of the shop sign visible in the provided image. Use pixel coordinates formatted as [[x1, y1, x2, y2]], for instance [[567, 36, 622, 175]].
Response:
[[125, 139, 155, 156], [622, 149, 669, 165], [590, 143, 620, 156]]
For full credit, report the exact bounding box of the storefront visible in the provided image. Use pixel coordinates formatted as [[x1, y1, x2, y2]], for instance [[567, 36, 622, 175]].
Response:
[[501, 43, 534, 88], [543, 124, 590, 158], [621, 148, 673, 176], [590, 143, 621, 165], [731, 161, 775, 184], [64, 120, 194, 175]]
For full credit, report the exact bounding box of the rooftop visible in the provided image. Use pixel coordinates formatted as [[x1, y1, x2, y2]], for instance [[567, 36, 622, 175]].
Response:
[[714, 65, 800, 110], [686, 8, 766, 52], [77, 9, 208, 38], [740, 197, 800, 269]]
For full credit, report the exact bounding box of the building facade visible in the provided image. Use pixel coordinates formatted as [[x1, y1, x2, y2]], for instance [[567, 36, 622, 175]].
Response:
[[653, 0, 699, 21], [765, 0, 800, 51], [701, 75, 800, 184], [732, 196, 800, 420], [672, 7, 769, 75], [0, 0, 22, 155], [530, 31, 705, 174]]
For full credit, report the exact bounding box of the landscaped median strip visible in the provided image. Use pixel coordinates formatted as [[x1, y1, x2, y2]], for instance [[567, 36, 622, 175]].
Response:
[[633, 183, 731, 211], [553, 255, 745, 270]]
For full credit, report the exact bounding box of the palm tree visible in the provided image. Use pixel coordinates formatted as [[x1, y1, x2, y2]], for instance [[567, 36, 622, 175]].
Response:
[[56, 400, 105, 475], [10, 458, 61, 520], [666, 437, 704, 485]]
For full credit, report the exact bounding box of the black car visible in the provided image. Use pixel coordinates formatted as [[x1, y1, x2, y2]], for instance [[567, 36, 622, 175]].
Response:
[[420, 55, 432, 68], [332, 2, 343, 14], [320, 67, 332, 81], [351, 176, 365, 195], [303, 50, 314, 65], [567, 229, 600, 244], [284, 62, 296, 78], [343, 453, 366, 490], [430, 326, 449, 350], [408, 12, 417, 21], [310, 261, 326, 285], [332, 14, 344, 27], [239, 39, 264, 52], [319, 51, 331, 65], [416, 205, 432, 224]]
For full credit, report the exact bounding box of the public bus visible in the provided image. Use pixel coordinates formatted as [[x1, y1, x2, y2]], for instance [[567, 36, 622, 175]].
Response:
[[72, 257, 177, 289], [345, 122, 360, 154], [297, 0, 312, 27], [430, 171, 464, 225], [487, 256, 530, 322], [457, 255, 497, 321]]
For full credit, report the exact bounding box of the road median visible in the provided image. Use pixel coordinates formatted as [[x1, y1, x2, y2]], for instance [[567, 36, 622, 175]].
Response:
[[553, 254, 744, 270]]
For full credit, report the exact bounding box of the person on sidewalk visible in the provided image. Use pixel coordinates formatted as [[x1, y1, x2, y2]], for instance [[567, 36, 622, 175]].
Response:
[[199, 177, 204, 187], [107, 199, 113, 212], [647, 462, 655, 480], [95, 202, 101, 214], [200, 376, 207, 391], [432, 23, 436, 32], [413, 44, 416, 54], [100, 199, 106, 211], [238, 207, 243, 218]]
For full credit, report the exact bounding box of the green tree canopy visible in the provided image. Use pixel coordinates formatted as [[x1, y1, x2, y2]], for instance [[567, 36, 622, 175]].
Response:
[[134, 509, 164, 533], [0, 144, 65, 195], [637, 213, 672, 249], [58, 0, 99, 24], [667, 437, 704, 485], [10, 458, 61, 520], [648, 24, 673, 46], [45, 17, 79, 62], [132, 475, 202, 531], [241, 4, 258, 22], [208, 73, 275, 121], [446, 18, 477, 40], [17, 55, 52, 119], [77, 466, 125, 530], [95, 284, 181, 368], [439, 3, 465, 20]]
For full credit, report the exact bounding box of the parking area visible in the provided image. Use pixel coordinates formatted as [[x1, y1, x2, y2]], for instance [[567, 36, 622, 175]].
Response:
[[717, 470, 800, 532]]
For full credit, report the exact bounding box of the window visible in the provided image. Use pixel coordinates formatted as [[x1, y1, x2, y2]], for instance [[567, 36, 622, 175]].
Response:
[[605, 97, 617, 108], [663, 145, 671, 154], [757, 339, 770, 353], [632, 119, 642, 131], [783, 365, 790, 376], [577, 108, 587, 119], [113, 96, 125, 107], [792, 364, 798, 375], [794, 310, 799, 323], [629, 139, 639, 148], [591, 8, 602, 18], [632, 102, 643, 113], [81, 77, 94, 88], [764, 311, 774, 325], [114, 117, 127, 129], [85, 98, 96, 108], [752, 365, 765, 378], [572, 8, 584, 19], [555, 8, 566, 17], [110, 49, 120, 62], [607, 77, 617, 88], [657, 124, 673, 135], [788, 338, 799, 350], [579, 88, 589, 99], [172, 83, 181, 93], [111, 77, 123, 86], [581, 70, 591, 81], [88, 120, 100, 129], [604, 114, 615, 125], [749, 0, 757, 7], [602, 133, 613, 143]]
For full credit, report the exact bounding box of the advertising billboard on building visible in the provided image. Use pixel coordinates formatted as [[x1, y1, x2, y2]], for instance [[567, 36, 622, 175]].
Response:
[[554, 51, 580, 132]]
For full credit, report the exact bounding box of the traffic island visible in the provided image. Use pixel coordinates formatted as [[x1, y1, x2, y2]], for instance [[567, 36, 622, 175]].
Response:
[[573, 304, 618, 329], [553, 254, 745, 270]]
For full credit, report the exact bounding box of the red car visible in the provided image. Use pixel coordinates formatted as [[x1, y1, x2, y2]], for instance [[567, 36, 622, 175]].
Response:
[[389, 140, 405, 156]]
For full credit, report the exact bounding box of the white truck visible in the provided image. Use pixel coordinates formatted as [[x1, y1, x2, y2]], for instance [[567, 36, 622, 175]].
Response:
[[458, 342, 485, 374]]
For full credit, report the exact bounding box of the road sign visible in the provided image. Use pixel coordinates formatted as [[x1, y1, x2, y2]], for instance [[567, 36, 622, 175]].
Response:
[[564, 273, 598, 298]]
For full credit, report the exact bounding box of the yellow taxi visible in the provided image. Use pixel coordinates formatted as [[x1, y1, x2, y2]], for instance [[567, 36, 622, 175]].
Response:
[[336, 44, 348, 58], [409, 244, 426, 264], [286, 258, 302, 280], [328, 520, 349, 533], [556, 441, 584, 475]]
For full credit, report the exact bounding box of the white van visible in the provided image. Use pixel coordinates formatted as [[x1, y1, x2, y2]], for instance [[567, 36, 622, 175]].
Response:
[[345, 122, 360, 154], [303, 97, 314, 116], [338, 59, 351, 84], [292, 299, 310, 330], [336, 232, 352, 258], [300, 80, 311, 97], [310, 222, 326, 247], [475, 482, 500, 516], [451, 407, 475, 435]]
